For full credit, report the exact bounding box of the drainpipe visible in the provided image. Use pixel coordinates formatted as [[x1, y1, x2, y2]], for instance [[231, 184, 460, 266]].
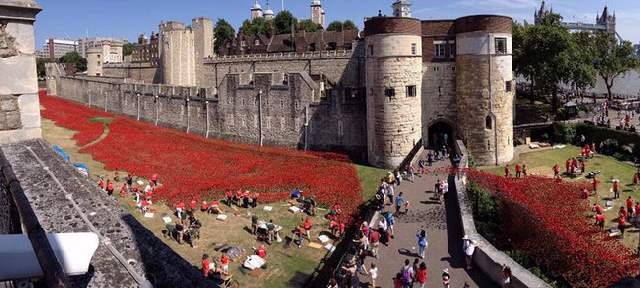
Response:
[[488, 34, 499, 165], [304, 105, 309, 151], [258, 89, 263, 146], [136, 92, 140, 121], [186, 94, 190, 133], [205, 99, 210, 138]]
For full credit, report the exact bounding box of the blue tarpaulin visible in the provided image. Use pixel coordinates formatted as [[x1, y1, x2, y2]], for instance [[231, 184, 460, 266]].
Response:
[[52, 145, 70, 162]]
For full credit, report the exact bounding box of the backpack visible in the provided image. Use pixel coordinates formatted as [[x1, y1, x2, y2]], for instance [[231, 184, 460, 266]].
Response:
[[402, 268, 412, 284]]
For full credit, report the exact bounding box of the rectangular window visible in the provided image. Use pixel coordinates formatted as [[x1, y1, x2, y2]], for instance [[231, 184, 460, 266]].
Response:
[[406, 85, 417, 97], [434, 43, 446, 58], [369, 45, 374, 56], [506, 80, 513, 92], [338, 120, 344, 137], [384, 88, 395, 98], [411, 43, 417, 55], [495, 37, 507, 55]]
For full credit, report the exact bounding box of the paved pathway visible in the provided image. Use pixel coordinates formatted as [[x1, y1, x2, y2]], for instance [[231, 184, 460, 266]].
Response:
[[364, 154, 495, 288]]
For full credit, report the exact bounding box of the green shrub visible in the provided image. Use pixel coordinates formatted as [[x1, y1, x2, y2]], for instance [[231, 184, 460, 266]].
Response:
[[552, 123, 576, 144]]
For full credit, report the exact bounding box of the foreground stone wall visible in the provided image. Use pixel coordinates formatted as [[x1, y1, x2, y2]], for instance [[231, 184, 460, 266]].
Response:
[[452, 140, 550, 288], [0, 1, 42, 144]]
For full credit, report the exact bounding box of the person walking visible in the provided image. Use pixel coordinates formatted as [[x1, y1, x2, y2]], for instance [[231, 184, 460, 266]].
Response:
[[395, 170, 402, 186], [416, 229, 428, 259], [384, 211, 395, 238], [395, 192, 405, 215], [401, 259, 414, 288], [369, 263, 378, 288], [415, 262, 428, 288], [462, 235, 477, 269]]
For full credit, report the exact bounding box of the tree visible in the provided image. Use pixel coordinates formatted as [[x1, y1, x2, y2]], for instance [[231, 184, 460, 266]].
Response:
[[297, 19, 321, 33], [60, 51, 87, 72], [214, 19, 236, 52], [512, 14, 577, 115], [568, 32, 597, 102], [274, 11, 297, 34], [326, 20, 358, 32], [593, 32, 639, 101], [123, 43, 134, 56], [36, 58, 49, 78], [240, 17, 273, 37]]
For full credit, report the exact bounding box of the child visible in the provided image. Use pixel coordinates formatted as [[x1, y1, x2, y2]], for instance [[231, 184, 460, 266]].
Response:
[[404, 200, 410, 215], [369, 263, 378, 288]]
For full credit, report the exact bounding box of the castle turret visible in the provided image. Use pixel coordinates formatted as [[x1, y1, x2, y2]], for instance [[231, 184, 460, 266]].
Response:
[[311, 0, 325, 27], [192, 17, 214, 86], [392, 0, 412, 18], [159, 21, 196, 86], [251, 0, 263, 20], [364, 16, 422, 168], [264, 1, 274, 20], [455, 15, 514, 165]]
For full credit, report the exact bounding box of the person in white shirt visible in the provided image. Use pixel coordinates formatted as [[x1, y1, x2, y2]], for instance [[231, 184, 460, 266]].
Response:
[[369, 263, 378, 288]]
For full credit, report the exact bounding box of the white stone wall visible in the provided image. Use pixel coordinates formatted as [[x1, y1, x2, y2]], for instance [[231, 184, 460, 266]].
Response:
[[366, 34, 422, 168], [161, 29, 196, 86]]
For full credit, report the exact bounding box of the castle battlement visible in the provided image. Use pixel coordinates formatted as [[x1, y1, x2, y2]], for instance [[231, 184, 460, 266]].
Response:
[[205, 49, 356, 63]]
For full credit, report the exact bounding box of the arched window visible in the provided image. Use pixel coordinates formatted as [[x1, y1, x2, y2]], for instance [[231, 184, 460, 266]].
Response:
[[485, 115, 492, 130]]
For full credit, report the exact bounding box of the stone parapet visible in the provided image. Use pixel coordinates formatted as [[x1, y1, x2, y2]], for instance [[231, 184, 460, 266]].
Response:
[[452, 140, 551, 288]]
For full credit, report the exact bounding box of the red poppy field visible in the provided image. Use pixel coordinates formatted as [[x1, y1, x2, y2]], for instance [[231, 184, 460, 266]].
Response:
[[39, 94, 363, 223], [467, 170, 638, 287]]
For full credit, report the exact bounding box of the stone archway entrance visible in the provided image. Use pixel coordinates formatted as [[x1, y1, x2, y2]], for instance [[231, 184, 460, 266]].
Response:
[[427, 121, 454, 149]]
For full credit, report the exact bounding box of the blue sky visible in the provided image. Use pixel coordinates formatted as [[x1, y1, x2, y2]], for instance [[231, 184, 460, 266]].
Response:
[[34, 0, 640, 48]]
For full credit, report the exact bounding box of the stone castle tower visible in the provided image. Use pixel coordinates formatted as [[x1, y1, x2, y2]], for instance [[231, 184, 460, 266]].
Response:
[[192, 17, 214, 86], [364, 16, 423, 168], [251, 0, 263, 20], [363, 2, 514, 168], [596, 6, 616, 34], [455, 16, 514, 165], [311, 0, 325, 27], [159, 21, 196, 86]]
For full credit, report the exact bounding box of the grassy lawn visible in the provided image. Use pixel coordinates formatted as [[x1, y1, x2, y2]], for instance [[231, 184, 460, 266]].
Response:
[[356, 164, 387, 201], [481, 145, 640, 248], [41, 118, 349, 287]]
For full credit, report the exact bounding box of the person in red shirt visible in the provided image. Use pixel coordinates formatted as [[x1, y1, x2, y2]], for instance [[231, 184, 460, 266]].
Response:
[[593, 203, 603, 215], [220, 253, 229, 274], [634, 172, 640, 186], [579, 160, 586, 174], [151, 173, 158, 185], [176, 201, 185, 221], [595, 213, 605, 230], [504, 165, 510, 178], [416, 262, 428, 288], [580, 188, 589, 199], [189, 200, 197, 213], [565, 159, 571, 174], [627, 197, 634, 215], [592, 176, 598, 192], [302, 217, 313, 240], [553, 164, 561, 179], [619, 213, 627, 235], [619, 206, 628, 221], [119, 183, 128, 198], [97, 177, 105, 190], [256, 244, 267, 259], [106, 180, 114, 196], [141, 199, 150, 213], [613, 180, 620, 199], [369, 229, 381, 258], [591, 142, 596, 154], [515, 164, 522, 178], [635, 202, 640, 217], [201, 254, 211, 277], [201, 201, 209, 212]]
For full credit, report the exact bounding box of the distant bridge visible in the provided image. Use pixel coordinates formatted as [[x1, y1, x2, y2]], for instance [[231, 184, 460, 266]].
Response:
[[561, 21, 623, 42]]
